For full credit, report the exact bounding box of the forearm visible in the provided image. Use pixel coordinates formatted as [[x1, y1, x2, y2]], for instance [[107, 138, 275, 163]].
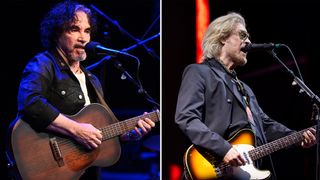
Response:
[[47, 113, 102, 149], [46, 113, 78, 137]]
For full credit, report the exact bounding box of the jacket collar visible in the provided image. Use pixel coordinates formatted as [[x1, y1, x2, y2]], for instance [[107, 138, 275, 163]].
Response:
[[45, 49, 95, 78]]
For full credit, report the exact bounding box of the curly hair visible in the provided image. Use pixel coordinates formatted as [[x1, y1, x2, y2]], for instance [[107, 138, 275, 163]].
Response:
[[40, 0, 97, 49]]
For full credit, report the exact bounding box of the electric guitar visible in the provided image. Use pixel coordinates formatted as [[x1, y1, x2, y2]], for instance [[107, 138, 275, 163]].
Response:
[[7, 103, 160, 180], [184, 126, 316, 180]]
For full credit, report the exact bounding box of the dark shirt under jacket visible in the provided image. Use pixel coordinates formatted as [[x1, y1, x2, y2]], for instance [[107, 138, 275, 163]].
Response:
[[17, 49, 104, 132], [175, 59, 293, 159]]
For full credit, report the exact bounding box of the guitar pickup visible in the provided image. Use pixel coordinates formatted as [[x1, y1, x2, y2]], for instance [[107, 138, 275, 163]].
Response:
[[49, 137, 65, 167]]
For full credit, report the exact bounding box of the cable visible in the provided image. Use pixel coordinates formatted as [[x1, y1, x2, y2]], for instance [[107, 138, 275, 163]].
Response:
[[280, 44, 304, 82]]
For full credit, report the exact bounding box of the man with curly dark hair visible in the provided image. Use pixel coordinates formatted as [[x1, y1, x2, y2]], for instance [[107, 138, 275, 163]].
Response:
[[9, 1, 155, 179]]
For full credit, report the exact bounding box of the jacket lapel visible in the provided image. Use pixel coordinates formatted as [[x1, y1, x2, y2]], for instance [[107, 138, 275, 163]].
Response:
[[204, 60, 246, 109]]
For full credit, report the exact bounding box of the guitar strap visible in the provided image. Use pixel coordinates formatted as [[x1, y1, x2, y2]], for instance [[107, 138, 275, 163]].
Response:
[[89, 78, 119, 124], [232, 75, 267, 142], [204, 59, 278, 179], [204, 59, 268, 147], [232, 71, 278, 180], [205, 59, 260, 136]]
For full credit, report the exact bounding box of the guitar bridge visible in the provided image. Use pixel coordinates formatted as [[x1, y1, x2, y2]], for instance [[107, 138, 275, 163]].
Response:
[[49, 137, 65, 167]]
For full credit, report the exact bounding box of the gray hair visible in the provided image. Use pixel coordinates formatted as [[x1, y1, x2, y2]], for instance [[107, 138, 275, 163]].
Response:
[[202, 12, 246, 60]]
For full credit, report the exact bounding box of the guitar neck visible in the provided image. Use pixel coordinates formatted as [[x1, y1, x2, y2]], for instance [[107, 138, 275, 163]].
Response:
[[100, 111, 159, 141], [249, 125, 316, 161]]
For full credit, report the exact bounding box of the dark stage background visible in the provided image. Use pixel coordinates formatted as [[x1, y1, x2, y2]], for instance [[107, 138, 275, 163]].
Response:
[[163, 1, 320, 180], [0, 0, 159, 179]]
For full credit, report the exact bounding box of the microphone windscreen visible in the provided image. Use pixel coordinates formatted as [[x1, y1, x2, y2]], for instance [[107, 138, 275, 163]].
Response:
[[85, 41, 100, 56]]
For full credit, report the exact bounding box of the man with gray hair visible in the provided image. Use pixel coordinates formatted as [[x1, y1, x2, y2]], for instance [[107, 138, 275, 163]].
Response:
[[175, 12, 316, 180]]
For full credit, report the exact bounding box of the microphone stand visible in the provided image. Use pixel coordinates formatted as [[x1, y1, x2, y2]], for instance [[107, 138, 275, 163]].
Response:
[[86, 56, 159, 109], [86, 55, 111, 71], [86, 33, 159, 71], [312, 104, 320, 180], [111, 59, 160, 109], [122, 33, 160, 52], [269, 50, 320, 180], [89, 4, 160, 61]]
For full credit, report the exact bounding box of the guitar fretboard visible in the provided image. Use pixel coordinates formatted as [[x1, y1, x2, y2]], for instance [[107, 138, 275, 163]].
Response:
[[249, 125, 316, 160], [100, 111, 160, 141]]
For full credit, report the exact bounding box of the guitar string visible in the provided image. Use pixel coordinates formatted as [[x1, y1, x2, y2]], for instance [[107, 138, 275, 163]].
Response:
[[56, 123, 148, 156], [56, 119, 146, 154], [56, 119, 135, 147], [53, 112, 159, 154], [56, 112, 158, 147], [57, 114, 152, 149], [249, 128, 307, 160], [203, 127, 314, 175]]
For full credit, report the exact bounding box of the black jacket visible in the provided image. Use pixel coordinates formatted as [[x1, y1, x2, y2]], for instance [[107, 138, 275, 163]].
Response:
[[17, 50, 105, 131]]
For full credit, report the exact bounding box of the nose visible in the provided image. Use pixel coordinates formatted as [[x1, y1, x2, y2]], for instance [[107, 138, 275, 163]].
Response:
[[78, 32, 89, 44], [244, 37, 251, 44], [78, 36, 86, 44], [78, 39, 86, 45]]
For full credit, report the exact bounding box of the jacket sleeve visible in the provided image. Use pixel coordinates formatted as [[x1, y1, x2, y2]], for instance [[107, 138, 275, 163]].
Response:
[[175, 64, 232, 158], [17, 57, 60, 132]]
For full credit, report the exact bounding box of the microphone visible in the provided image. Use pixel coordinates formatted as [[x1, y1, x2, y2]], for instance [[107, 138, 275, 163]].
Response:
[[85, 41, 130, 57], [241, 43, 282, 52]]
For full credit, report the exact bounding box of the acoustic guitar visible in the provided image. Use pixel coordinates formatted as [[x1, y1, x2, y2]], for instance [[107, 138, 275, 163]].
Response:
[[7, 103, 160, 180]]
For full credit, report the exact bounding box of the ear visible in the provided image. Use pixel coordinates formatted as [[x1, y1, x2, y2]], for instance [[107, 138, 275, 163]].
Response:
[[220, 38, 226, 45]]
